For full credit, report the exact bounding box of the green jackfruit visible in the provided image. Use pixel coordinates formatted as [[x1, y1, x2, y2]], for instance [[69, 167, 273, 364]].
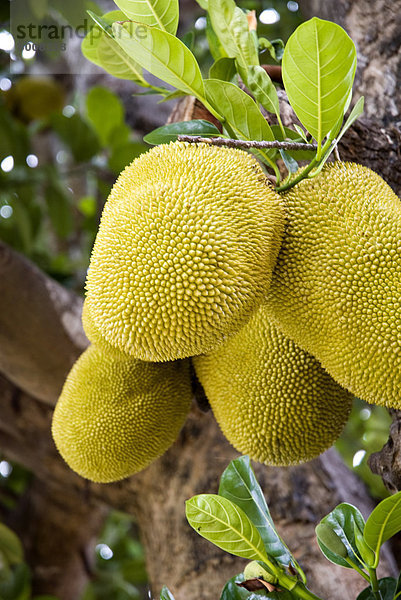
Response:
[[82, 297, 121, 356], [52, 345, 192, 483], [85, 142, 285, 362], [194, 306, 352, 465], [266, 162, 401, 408]]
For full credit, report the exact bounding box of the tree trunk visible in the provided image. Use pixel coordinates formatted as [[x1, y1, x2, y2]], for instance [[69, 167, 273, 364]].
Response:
[[1, 1, 400, 598]]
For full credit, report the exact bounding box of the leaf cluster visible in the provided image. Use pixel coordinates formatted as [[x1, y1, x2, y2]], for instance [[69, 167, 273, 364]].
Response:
[[81, 0, 364, 191], [183, 456, 401, 600]]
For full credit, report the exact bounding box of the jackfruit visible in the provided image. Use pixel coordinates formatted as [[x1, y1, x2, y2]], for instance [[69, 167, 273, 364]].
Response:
[[4, 77, 64, 122], [81, 298, 120, 356], [193, 306, 353, 465], [85, 142, 285, 362], [52, 344, 192, 483], [266, 162, 401, 408]]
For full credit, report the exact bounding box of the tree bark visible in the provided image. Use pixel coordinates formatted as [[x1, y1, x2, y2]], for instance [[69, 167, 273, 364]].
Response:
[[1, 1, 401, 598]]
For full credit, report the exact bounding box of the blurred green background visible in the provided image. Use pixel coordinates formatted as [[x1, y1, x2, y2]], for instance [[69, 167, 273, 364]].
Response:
[[0, 0, 393, 598]]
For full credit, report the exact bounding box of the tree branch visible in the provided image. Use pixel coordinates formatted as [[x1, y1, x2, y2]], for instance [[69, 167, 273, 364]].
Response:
[[0, 241, 87, 405]]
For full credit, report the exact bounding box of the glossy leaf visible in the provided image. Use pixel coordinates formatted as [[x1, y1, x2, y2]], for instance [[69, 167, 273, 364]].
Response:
[[356, 578, 397, 600], [113, 22, 205, 98], [186, 494, 268, 561], [218, 457, 302, 577], [0, 523, 24, 566], [82, 11, 146, 82], [113, 0, 179, 34], [282, 17, 357, 147], [208, 0, 259, 68], [293, 124, 307, 141], [280, 150, 298, 173], [144, 120, 221, 145], [204, 79, 274, 146], [364, 491, 401, 565], [316, 503, 365, 569], [243, 65, 280, 116], [209, 57, 237, 82]]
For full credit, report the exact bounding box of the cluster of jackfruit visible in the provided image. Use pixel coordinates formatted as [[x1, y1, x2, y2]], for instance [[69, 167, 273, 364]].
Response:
[[52, 141, 401, 483]]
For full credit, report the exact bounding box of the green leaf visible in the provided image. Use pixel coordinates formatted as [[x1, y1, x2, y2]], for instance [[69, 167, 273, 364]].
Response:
[[160, 585, 176, 600], [204, 79, 274, 145], [0, 524, 24, 566], [112, 22, 205, 99], [144, 120, 221, 145], [0, 563, 31, 600], [195, 0, 208, 8], [206, 14, 227, 61], [356, 578, 397, 600], [86, 87, 124, 146], [282, 17, 357, 149], [219, 574, 249, 600], [293, 124, 307, 141], [259, 37, 284, 62], [209, 57, 237, 82], [113, 0, 179, 34], [45, 180, 74, 239], [157, 89, 188, 103], [335, 96, 364, 142], [316, 503, 366, 569], [280, 150, 298, 173], [243, 65, 279, 116], [364, 491, 401, 566], [108, 142, 146, 174], [208, 0, 259, 68], [186, 494, 269, 561], [311, 96, 364, 176], [87, 10, 114, 35], [218, 457, 302, 578], [82, 11, 147, 83], [51, 113, 100, 162]]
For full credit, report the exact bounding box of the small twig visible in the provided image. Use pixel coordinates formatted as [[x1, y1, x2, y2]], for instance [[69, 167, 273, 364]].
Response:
[[177, 135, 317, 151]]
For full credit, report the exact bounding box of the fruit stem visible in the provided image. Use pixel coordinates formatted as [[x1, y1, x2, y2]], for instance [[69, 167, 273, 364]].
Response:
[[275, 137, 332, 192]]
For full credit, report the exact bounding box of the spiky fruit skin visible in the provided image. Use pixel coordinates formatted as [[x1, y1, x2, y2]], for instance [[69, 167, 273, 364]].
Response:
[[85, 142, 285, 362], [52, 345, 192, 483], [193, 306, 353, 466], [81, 298, 121, 356], [266, 162, 401, 408]]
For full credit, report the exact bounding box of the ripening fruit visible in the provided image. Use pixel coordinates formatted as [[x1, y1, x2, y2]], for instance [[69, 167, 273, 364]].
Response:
[[193, 306, 352, 465], [81, 297, 121, 356], [85, 142, 285, 361], [266, 162, 401, 408], [4, 76, 64, 122], [52, 345, 192, 483]]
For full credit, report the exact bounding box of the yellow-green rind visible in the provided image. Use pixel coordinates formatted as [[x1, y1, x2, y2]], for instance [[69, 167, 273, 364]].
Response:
[[82, 297, 122, 357], [52, 345, 192, 483], [193, 306, 353, 466], [266, 162, 401, 408], [86, 142, 285, 361]]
